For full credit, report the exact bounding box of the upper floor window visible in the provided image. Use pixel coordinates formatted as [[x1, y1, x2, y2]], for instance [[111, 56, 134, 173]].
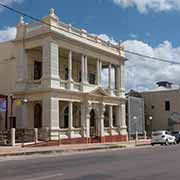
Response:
[[34, 61, 42, 80], [65, 67, 68, 80], [89, 73, 96, 85], [79, 71, 81, 82], [165, 101, 170, 111]]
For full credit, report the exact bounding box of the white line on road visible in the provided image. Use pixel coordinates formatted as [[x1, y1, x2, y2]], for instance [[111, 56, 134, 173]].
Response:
[[23, 173, 64, 180]]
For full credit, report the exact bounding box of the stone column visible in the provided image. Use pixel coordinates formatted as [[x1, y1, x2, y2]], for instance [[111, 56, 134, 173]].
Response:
[[84, 55, 88, 83], [98, 104, 105, 141], [116, 62, 125, 97], [68, 50, 73, 90], [109, 105, 113, 126], [85, 103, 91, 139], [96, 59, 101, 85], [16, 44, 28, 90], [117, 103, 127, 135], [42, 39, 60, 88], [42, 96, 59, 140], [99, 61, 102, 85], [16, 17, 28, 91], [68, 101, 73, 138], [120, 61, 125, 91], [81, 55, 85, 84], [81, 103, 86, 137], [115, 66, 120, 91], [108, 64, 113, 95]]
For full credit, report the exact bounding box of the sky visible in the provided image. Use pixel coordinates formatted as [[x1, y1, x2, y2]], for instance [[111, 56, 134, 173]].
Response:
[[1, 0, 180, 91]]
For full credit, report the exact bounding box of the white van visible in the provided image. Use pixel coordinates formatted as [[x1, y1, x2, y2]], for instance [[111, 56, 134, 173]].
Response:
[[151, 130, 176, 146]]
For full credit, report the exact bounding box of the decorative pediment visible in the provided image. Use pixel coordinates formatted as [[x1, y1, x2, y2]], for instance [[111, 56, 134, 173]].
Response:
[[90, 87, 109, 96]]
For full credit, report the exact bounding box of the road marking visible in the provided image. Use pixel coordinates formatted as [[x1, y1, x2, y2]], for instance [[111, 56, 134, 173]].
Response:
[[24, 173, 64, 180]]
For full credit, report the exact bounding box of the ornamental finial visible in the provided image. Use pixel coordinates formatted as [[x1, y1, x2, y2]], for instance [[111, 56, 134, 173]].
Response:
[[50, 8, 55, 16], [19, 16, 24, 24]]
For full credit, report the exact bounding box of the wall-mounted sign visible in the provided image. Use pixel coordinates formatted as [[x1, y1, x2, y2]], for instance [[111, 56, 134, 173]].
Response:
[[0, 97, 7, 112]]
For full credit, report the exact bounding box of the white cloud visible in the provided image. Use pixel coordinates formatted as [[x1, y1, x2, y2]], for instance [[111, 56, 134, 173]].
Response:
[[124, 40, 180, 91], [112, 0, 180, 13], [0, 0, 24, 11], [0, 26, 16, 42], [98, 34, 118, 45], [129, 33, 138, 39], [99, 33, 180, 91]]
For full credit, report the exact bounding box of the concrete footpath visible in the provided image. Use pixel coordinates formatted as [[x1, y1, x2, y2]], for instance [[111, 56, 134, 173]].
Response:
[[0, 139, 151, 157]]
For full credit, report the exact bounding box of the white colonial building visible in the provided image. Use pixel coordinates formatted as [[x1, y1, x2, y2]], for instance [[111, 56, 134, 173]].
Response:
[[0, 9, 127, 143]]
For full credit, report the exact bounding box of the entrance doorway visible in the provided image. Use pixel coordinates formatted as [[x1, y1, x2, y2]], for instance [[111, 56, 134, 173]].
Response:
[[90, 109, 96, 137]]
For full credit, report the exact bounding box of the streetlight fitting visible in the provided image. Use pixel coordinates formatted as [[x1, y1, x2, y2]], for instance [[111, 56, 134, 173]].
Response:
[[149, 116, 152, 120], [23, 98, 28, 104]]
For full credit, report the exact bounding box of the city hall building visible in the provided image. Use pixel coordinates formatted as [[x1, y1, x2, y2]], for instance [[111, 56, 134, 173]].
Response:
[[0, 9, 127, 143]]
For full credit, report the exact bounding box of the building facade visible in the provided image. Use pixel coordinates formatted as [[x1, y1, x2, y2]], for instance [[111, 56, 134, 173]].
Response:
[[0, 9, 127, 143], [142, 81, 180, 134]]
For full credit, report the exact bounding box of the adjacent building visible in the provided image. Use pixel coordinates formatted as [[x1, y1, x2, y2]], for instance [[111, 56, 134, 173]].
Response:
[[0, 9, 127, 143], [142, 81, 180, 133]]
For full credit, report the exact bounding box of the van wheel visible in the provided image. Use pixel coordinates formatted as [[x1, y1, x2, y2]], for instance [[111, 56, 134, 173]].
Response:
[[165, 140, 169, 146]]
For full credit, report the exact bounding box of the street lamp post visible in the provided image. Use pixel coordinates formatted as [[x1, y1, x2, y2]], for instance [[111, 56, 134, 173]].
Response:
[[133, 116, 137, 145], [149, 116, 153, 137]]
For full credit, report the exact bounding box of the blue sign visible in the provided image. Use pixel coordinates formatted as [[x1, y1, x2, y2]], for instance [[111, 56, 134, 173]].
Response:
[[0, 97, 7, 112]]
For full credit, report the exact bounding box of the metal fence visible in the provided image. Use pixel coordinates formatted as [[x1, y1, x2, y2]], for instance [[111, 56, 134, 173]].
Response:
[[0, 128, 50, 146], [0, 130, 10, 145]]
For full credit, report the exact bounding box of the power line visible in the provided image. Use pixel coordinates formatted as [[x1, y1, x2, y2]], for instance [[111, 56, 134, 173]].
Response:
[[123, 49, 179, 64], [0, 2, 180, 65]]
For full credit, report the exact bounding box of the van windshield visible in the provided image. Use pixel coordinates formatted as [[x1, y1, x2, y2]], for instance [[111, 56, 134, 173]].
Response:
[[152, 132, 162, 136]]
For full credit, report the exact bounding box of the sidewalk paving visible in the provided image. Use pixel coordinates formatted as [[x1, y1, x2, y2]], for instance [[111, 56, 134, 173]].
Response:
[[0, 139, 151, 157]]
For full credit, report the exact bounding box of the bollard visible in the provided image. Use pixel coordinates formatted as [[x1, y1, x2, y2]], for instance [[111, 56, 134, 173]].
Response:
[[21, 129, 25, 148], [126, 135, 129, 142], [144, 130, 147, 140], [11, 128, 15, 147], [135, 131, 138, 145], [34, 128, 38, 144], [45, 127, 49, 142]]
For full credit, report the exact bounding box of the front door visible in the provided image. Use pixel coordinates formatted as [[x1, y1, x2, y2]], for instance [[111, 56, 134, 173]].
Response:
[[90, 109, 96, 137]]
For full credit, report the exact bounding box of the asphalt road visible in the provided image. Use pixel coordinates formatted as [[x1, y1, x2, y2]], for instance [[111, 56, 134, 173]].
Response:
[[1, 145, 180, 180]]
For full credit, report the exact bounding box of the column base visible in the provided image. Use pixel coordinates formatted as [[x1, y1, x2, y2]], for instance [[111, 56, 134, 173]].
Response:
[[41, 78, 60, 89], [67, 81, 74, 90], [120, 126, 128, 136], [116, 89, 125, 97], [108, 89, 114, 96]]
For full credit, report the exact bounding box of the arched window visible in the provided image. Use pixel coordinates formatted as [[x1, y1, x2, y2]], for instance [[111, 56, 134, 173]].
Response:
[[34, 103, 42, 128]]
